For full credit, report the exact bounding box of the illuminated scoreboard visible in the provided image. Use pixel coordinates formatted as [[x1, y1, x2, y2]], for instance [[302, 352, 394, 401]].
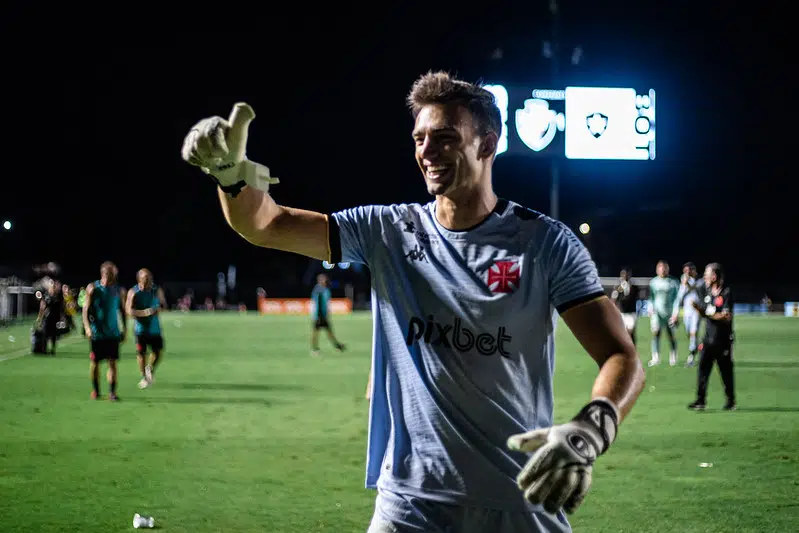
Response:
[[483, 85, 656, 161]]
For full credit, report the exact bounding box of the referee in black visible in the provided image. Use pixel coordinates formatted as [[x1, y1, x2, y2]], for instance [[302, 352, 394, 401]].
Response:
[[688, 263, 737, 411]]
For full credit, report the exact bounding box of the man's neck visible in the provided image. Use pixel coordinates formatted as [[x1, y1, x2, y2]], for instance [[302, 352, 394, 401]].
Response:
[[434, 186, 498, 231]]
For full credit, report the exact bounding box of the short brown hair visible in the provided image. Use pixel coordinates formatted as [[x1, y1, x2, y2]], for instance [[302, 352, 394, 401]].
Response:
[[407, 71, 501, 138]]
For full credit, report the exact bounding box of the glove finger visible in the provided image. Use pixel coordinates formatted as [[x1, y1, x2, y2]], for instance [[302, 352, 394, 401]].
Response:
[[527, 467, 563, 511], [181, 130, 200, 163], [212, 123, 229, 157], [507, 428, 548, 453], [563, 467, 592, 515], [226, 102, 255, 160], [187, 154, 204, 167], [544, 467, 579, 515], [516, 442, 555, 490], [522, 469, 552, 506], [199, 117, 228, 158]]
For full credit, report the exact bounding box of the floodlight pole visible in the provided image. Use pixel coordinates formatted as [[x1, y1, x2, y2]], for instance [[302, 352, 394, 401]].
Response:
[[548, 0, 561, 221]]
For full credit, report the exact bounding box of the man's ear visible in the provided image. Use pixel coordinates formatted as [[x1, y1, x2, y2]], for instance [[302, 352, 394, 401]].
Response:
[[479, 131, 498, 159]]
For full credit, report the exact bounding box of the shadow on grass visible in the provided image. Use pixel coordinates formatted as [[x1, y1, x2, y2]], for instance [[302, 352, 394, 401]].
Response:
[[697, 407, 799, 413], [736, 361, 799, 369], [124, 395, 277, 406], [160, 382, 303, 392]]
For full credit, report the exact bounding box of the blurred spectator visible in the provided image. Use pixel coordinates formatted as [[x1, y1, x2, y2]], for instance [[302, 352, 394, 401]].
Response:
[[36, 282, 64, 355]]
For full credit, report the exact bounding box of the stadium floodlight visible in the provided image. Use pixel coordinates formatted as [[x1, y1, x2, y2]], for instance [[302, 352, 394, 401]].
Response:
[[2, 220, 10, 231], [579, 222, 591, 235]]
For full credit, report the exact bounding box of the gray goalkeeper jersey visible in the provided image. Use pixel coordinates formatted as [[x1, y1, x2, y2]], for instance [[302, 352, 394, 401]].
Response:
[[330, 199, 604, 523]]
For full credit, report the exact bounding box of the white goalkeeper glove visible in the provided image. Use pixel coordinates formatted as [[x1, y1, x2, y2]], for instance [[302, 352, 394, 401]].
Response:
[[507, 398, 619, 515], [180, 102, 279, 197]]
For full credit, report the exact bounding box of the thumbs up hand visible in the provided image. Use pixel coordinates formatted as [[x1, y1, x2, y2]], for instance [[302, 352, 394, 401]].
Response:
[[181, 103, 279, 197]]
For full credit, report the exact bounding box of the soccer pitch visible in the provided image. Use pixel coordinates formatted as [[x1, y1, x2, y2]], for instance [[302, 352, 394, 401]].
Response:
[[1, 312, 797, 532]]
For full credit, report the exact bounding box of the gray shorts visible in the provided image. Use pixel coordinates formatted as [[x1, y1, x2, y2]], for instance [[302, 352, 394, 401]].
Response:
[[366, 488, 571, 533]]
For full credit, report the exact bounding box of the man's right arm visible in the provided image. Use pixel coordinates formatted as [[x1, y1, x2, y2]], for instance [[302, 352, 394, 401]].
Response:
[[181, 102, 333, 262], [217, 186, 332, 262], [82, 284, 94, 337], [126, 290, 152, 318]]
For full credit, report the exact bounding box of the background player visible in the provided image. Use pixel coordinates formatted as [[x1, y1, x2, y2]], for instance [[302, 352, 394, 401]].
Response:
[[36, 280, 64, 355], [181, 74, 645, 529], [62, 284, 78, 333], [689, 263, 736, 410], [611, 268, 639, 345], [676, 262, 702, 366], [126, 268, 166, 389], [648, 260, 680, 367], [310, 273, 345, 356], [83, 262, 127, 401]]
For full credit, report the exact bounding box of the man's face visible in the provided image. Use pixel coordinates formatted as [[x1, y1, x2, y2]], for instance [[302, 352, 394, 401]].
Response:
[[620, 270, 629, 281], [102, 265, 118, 284], [137, 270, 153, 289], [656, 262, 669, 277], [704, 266, 716, 286], [413, 104, 492, 197]]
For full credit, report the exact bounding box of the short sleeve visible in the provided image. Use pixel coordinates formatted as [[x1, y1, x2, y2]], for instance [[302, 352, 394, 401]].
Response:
[[329, 205, 386, 266], [546, 221, 605, 314], [721, 288, 733, 313], [695, 282, 706, 301]]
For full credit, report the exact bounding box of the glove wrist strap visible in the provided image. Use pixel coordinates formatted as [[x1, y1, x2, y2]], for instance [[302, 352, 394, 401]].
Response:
[[573, 397, 619, 455], [214, 177, 248, 198]]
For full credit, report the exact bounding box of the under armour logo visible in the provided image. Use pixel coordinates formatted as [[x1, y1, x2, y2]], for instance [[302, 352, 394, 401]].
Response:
[[405, 245, 427, 263]]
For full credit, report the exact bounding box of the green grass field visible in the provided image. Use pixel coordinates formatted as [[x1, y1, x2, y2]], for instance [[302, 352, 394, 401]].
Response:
[[1, 312, 797, 532]]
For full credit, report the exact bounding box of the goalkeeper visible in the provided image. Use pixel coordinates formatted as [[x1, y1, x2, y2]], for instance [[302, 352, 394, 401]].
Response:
[[181, 72, 645, 532], [647, 260, 681, 367]]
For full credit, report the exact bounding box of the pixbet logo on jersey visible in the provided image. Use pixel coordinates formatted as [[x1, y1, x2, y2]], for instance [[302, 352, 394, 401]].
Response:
[[405, 316, 512, 357]]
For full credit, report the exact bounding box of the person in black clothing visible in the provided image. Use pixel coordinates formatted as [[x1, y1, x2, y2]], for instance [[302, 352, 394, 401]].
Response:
[[611, 268, 640, 345], [688, 263, 736, 411], [36, 282, 65, 355]]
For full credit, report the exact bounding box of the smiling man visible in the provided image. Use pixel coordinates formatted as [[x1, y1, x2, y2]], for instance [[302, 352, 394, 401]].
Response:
[[181, 71, 645, 533]]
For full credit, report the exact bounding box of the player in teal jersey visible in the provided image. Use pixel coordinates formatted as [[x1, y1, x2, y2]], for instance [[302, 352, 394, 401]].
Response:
[[310, 273, 345, 356], [126, 269, 167, 389], [82, 262, 127, 401], [647, 260, 681, 367]]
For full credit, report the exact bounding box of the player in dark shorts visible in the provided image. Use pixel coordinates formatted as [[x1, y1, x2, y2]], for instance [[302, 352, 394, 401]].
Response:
[[126, 268, 166, 389], [689, 263, 736, 411], [611, 268, 639, 346], [83, 261, 127, 401], [310, 273, 345, 356], [37, 281, 65, 355]]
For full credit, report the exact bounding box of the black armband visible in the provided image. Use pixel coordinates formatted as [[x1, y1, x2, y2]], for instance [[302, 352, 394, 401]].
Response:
[[573, 398, 619, 455], [212, 175, 248, 198]]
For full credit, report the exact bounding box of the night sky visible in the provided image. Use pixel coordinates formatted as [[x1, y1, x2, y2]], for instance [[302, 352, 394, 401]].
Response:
[[0, 4, 791, 300]]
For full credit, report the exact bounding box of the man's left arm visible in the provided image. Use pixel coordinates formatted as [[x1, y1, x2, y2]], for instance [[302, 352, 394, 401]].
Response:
[[696, 288, 733, 322], [507, 222, 645, 515], [157, 288, 167, 312], [561, 296, 645, 421], [118, 288, 128, 342], [671, 280, 682, 319], [713, 288, 733, 322]]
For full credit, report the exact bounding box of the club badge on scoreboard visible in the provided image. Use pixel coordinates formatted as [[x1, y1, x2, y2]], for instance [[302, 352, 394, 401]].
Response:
[[483, 85, 656, 161]]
